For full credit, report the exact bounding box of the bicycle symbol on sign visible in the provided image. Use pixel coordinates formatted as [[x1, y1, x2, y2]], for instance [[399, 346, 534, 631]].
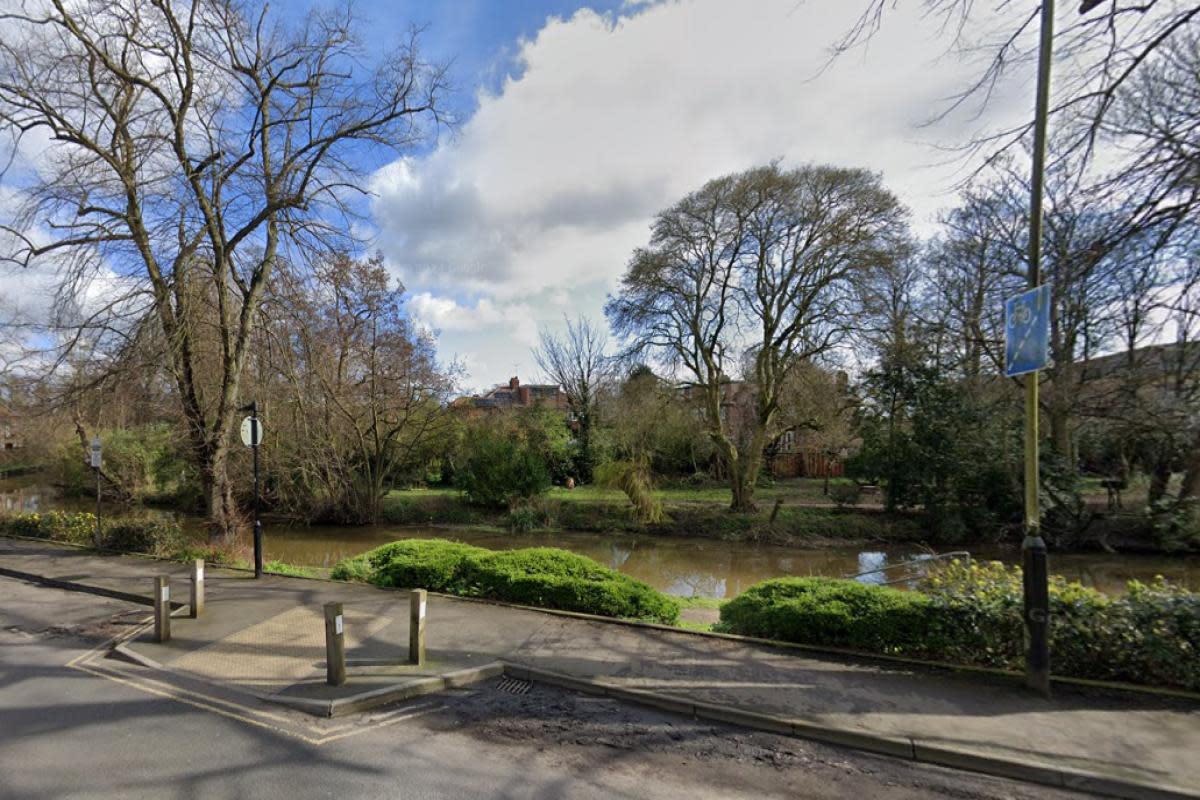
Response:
[[1009, 302, 1033, 328]]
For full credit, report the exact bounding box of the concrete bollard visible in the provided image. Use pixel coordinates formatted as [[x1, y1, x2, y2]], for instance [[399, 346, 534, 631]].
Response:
[[190, 559, 205, 618], [324, 602, 346, 686], [154, 575, 171, 643], [410, 589, 426, 666]]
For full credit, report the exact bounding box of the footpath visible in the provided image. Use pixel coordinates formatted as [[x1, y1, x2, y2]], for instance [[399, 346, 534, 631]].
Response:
[[1, 536, 1197, 800]]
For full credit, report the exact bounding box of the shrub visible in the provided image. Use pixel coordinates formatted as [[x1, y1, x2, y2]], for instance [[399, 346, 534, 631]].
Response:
[[172, 543, 243, 565], [101, 516, 185, 556], [332, 538, 680, 624], [718, 577, 933, 654], [358, 539, 488, 590], [828, 483, 862, 509], [48, 424, 200, 505], [455, 430, 551, 509], [0, 511, 184, 555], [595, 459, 665, 524], [0, 511, 96, 543], [718, 563, 1200, 691], [506, 501, 550, 532], [329, 553, 373, 582], [923, 560, 1200, 690]]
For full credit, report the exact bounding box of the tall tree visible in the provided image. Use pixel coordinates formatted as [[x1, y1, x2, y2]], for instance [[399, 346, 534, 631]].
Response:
[[532, 316, 609, 483], [607, 163, 910, 511], [0, 0, 446, 539]]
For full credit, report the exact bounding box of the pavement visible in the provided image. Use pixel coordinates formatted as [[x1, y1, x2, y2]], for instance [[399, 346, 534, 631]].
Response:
[[1, 577, 1091, 800], [2, 536, 1198, 799]]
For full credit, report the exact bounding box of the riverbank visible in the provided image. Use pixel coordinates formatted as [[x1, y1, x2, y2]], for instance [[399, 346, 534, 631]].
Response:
[[381, 485, 929, 548], [5, 475, 1200, 596]]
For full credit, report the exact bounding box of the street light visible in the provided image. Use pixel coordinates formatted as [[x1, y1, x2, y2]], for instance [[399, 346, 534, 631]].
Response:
[[1022, 0, 1106, 697]]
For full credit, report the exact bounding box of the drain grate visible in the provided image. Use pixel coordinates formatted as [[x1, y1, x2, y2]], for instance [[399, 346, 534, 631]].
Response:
[[497, 677, 532, 695]]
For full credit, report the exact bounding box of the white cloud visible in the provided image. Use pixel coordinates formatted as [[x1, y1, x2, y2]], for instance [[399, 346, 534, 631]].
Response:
[[408, 291, 539, 345], [373, 0, 1029, 385]]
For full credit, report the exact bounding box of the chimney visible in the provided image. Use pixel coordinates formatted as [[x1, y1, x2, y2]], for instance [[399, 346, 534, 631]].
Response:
[[509, 376, 519, 391]]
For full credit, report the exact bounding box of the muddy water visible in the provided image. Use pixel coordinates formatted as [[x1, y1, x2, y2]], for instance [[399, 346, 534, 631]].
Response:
[[4, 477, 1198, 598]]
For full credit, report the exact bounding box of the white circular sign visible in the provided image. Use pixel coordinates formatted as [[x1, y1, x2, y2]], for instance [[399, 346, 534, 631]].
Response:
[[240, 416, 263, 447]]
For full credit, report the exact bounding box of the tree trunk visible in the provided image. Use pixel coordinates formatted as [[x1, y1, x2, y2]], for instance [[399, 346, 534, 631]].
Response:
[[577, 417, 595, 484], [1179, 427, 1200, 503], [202, 441, 240, 543], [1148, 454, 1172, 505], [730, 466, 756, 512], [729, 426, 768, 513], [1049, 405, 1072, 462]]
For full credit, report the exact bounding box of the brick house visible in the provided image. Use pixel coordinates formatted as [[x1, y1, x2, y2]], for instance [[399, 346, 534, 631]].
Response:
[[453, 376, 569, 413]]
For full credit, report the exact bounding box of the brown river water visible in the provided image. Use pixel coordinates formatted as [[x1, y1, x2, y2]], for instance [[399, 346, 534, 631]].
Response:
[[4, 476, 1198, 598]]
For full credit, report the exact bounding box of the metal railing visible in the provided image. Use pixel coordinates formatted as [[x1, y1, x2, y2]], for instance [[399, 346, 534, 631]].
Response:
[[843, 551, 971, 586]]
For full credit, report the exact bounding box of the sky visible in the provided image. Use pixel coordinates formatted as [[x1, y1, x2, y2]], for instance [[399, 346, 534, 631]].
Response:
[[337, 0, 1032, 392], [0, 0, 1036, 392]]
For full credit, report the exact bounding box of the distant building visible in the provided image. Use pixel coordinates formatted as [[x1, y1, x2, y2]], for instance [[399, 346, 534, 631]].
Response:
[[452, 376, 569, 413], [0, 404, 19, 451]]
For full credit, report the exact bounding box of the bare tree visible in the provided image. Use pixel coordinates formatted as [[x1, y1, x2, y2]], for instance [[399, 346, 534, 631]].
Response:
[[0, 0, 446, 539], [835, 2, 1199, 171], [532, 316, 609, 483], [607, 163, 910, 511], [259, 253, 453, 524]]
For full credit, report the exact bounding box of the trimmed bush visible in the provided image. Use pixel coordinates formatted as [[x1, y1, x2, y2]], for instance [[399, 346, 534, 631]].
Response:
[[718, 562, 1200, 692], [332, 538, 680, 624], [359, 539, 488, 590], [718, 577, 933, 654]]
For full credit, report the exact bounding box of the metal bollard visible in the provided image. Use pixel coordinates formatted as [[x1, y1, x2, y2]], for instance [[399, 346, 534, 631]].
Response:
[[190, 559, 205, 618], [324, 602, 346, 686], [410, 589, 426, 666], [154, 576, 171, 643]]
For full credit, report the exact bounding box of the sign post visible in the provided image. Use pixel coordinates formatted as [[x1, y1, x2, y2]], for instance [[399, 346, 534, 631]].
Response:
[[90, 437, 102, 549], [240, 403, 263, 579], [1006, 283, 1052, 697]]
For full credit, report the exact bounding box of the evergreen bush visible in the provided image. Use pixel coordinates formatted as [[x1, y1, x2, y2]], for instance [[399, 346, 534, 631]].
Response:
[[332, 538, 680, 624], [718, 562, 1200, 691]]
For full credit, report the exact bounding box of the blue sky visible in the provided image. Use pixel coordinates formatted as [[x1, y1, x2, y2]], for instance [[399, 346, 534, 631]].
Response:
[[0, 1, 1033, 392], [345, 0, 633, 117]]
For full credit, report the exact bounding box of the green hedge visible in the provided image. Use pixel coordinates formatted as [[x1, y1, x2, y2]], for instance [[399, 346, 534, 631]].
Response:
[[332, 539, 680, 624], [718, 561, 1200, 692], [718, 577, 934, 652], [0, 511, 184, 556]]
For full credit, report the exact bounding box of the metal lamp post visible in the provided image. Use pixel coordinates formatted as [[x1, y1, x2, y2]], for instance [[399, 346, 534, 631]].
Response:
[[1019, 0, 1106, 696]]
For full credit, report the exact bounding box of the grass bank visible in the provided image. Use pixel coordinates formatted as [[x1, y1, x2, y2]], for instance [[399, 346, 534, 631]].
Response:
[[380, 484, 925, 547]]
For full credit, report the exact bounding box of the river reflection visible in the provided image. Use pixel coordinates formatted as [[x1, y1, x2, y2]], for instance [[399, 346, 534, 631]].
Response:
[[4, 478, 1198, 598]]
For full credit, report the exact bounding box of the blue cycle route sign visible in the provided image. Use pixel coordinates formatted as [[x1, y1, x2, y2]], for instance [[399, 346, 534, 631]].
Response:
[[1005, 284, 1051, 377]]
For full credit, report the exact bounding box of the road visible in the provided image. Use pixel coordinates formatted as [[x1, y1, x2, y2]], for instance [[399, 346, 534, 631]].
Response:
[[0, 575, 1088, 800]]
